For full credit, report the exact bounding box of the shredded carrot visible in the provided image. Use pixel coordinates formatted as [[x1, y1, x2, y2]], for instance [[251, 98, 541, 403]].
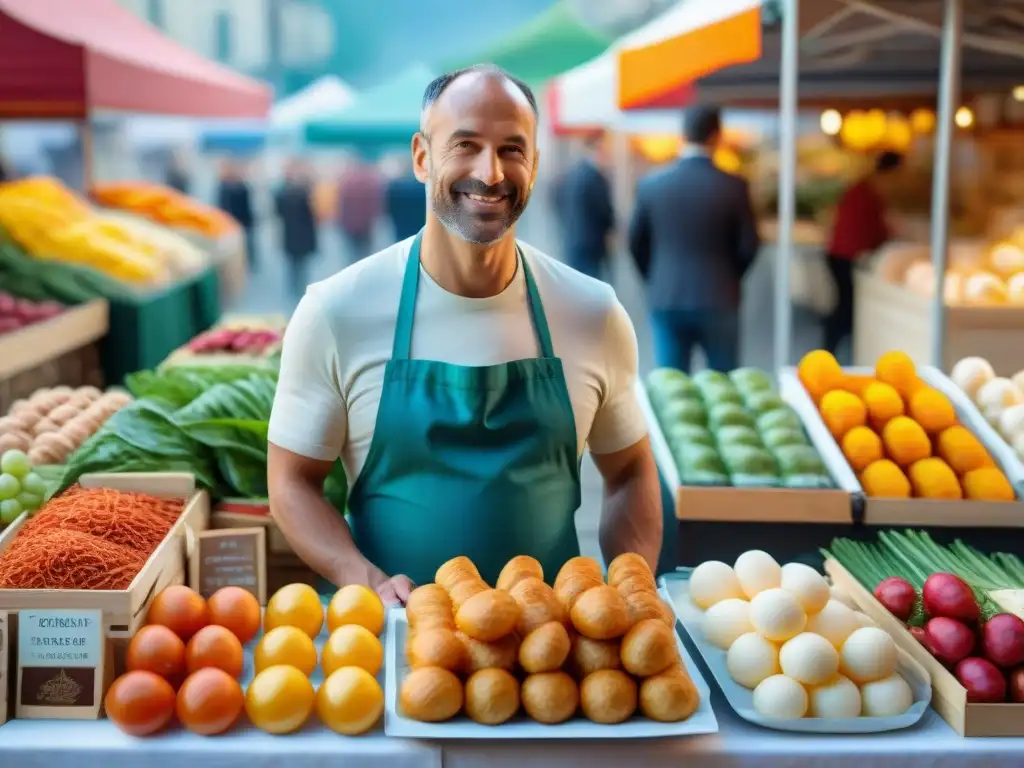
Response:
[[0, 486, 184, 590]]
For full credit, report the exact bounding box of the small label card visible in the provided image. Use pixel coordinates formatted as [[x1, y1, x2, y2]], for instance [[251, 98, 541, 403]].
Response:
[[17, 609, 104, 719]]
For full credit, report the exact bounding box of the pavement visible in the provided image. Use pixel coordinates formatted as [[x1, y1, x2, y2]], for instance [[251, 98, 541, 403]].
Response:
[[233, 206, 825, 564]]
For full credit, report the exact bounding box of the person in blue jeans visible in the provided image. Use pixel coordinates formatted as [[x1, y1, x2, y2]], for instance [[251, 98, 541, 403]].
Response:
[[629, 104, 760, 372]]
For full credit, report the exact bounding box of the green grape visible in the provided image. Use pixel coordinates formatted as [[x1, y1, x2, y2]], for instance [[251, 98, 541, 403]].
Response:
[[0, 473, 19, 501], [0, 498, 22, 525], [0, 449, 31, 479], [20, 472, 45, 498], [15, 492, 40, 511]]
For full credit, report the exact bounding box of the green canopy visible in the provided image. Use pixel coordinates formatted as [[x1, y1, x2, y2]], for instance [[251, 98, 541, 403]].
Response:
[[304, 63, 438, 146], [443, 1, 612, 87]]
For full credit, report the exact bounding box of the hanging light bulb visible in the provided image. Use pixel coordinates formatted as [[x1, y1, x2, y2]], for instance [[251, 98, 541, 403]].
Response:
[[910, 108, 936, 134], [1012, 85, 1024, 102], [954, 106, 974, 128], [820, 109, 842, 136]]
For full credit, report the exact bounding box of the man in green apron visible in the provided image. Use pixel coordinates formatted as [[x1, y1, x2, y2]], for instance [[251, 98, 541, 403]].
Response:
[[267, 64, 662, 604]]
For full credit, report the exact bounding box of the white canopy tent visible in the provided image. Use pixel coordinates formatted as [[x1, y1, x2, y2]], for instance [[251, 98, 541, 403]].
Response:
[[268, 75, 355, 127]]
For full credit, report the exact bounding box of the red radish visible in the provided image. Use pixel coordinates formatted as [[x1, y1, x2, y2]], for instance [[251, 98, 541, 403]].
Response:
[[922, 573, 980, 622], [1009, 668, 1024, 703], [0, 317, 21, 333], [910, 625, 935, 652], [955, 657, 1007, 703], [0, 293, 15, 314], [874, 577, 917, 621], [981, 614, 1024, 668], [230, 331, 255, 351], [925, 617, 976, 665]]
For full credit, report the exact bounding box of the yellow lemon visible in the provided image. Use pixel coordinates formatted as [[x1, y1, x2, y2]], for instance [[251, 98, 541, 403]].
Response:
[[245, 665, 315, 735], [254, 626, 318, 676], [327, 584, 385, 636], [316, 667, 384, 735], [321, 625, 384, 678], [265, 583, 324, 638]]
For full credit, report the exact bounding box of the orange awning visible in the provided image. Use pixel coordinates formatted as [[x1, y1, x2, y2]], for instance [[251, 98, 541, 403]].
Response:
[[0, 0, 271, 119]]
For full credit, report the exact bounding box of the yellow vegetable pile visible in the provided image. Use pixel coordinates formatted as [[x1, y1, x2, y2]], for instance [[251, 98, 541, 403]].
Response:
[[91, 182, 240, 239], [0, 177, 177, 286], [798, 350, 1015, 501]]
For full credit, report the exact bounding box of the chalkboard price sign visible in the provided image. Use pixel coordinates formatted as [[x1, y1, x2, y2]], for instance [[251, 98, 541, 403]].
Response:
[[190, 527, 267, 605]]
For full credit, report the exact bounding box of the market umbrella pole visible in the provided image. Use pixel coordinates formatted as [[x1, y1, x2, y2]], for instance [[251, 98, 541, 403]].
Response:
[[929, 0, 963, 368], [774, 0, 800, 373]]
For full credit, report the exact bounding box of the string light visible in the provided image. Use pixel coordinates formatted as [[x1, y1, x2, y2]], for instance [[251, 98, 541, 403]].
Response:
[[954, 106, 974, 128], [819, 109, 842, 136]]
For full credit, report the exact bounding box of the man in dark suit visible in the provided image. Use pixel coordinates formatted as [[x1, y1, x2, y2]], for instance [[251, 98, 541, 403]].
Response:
[[629, 105, 760, 373], [552, 133, 615, 280]]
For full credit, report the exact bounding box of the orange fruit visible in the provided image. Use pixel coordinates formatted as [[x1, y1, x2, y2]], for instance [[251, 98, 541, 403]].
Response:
[[819, 390, 867, 440], [798, 350, 844, 401], [245, 665, 316, 735], [104, 671, 177, 737], [875, 351, 917, 397], [862, 381, 904, 429], [254, 625, 318, 676], [321, 625, 384, 677], [841, 426, 883, 472], [327, 584, 385, 635], [882, 416, 931, 466], [265, 583, 324, 638], [176, 667, 244, 735], [860, 459, 911, 498], [207, 586, 261, 645], [908, 387, 958, 433], [316, 667, 384, 735], [126, 624, 186, 685], [937, 425, 993, 474], [147, 585, 210, 641], [962, 466, 1015, 501], [186, 624, 245, 679]]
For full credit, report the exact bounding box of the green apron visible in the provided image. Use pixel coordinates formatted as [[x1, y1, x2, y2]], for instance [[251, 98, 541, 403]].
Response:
[[346, 232, 582, 587]]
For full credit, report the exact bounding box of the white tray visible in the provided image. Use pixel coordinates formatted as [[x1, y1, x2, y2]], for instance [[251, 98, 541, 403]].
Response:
[[383, 589, 720, 739], [662, 577, 932, 733]]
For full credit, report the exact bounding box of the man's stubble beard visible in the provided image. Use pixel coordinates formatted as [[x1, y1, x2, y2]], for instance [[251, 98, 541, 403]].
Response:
[[427, 155, 531, 246]]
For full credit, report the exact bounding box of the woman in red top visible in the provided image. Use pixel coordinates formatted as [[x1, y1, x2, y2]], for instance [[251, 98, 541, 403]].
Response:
[[825, 151, 903, 356]]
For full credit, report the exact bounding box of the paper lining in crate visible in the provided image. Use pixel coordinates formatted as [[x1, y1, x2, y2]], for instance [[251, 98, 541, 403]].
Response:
[[0, 472, 209, 681], [638, 381, 854, 524], [779, 366, 1024, 527], [826, 558, 1024, 737]]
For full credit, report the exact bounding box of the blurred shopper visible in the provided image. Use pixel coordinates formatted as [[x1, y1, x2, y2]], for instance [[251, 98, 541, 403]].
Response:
[[384, 156, 426, 242], [276, 160, 319, 306], [336, 158, 383, 262], [629, 105, 759, 372], [824, 151, 903, 357], [0, 157, 9, 183], [552, 133, 614, 280], [165, 151, 190, 194], [216, 160, 257, 270]]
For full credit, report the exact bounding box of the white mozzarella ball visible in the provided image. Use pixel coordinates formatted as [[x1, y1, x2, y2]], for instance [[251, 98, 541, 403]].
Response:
[[806, 599, 861, 650], [750, 588, 807, 643], [780, 562, 830, 614], [808, 674, 862, 718], [689, 560, 744, 609], [752, 674, 808, 720], [702, 598, 753, 650], [734, 550, 782, 599], [779, 633, 840, 685], [839, 627, 897, 684], [727, 632, 780, 689], [860, 673, 914, 717]]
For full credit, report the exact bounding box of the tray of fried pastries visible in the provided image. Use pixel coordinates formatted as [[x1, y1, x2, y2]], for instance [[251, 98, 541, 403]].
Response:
[[383, 553, 719, 738]]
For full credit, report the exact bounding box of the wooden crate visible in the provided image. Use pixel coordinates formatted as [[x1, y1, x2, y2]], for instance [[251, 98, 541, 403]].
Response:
[[0, 473, 210, 682], [826, 559, 1024, 737], [0, 299, 109, 382], [853, 270, 1024, 376], [212, 499, 293, 555]]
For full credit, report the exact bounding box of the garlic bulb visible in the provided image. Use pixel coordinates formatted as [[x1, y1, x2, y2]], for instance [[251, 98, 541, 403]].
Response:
[[950, 357, 996, 401]]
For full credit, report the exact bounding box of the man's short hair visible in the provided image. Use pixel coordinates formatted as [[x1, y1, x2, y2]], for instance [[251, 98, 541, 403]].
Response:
[[683, 104, 722, 144], [876, 151, 903, 173], [422, 64, 539, 115]]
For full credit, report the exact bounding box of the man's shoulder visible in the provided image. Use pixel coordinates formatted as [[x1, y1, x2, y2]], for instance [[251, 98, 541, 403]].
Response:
[[307, 238, 410, 313], [519, 242, 621, 319]]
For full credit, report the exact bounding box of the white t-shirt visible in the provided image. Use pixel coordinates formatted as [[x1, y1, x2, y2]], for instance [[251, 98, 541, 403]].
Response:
[[268, 237, 647, 484]]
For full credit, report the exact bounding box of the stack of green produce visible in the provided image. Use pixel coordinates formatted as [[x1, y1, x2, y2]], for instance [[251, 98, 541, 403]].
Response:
[[646, 367, 833, 488], [0, 234, 140, 304], [56, 364, 347, 509]]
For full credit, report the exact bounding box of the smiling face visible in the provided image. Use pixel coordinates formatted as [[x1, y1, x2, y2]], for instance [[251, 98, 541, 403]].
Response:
[[414, 72, 539, 245]]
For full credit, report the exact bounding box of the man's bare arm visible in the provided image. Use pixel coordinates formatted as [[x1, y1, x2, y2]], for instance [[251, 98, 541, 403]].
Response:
[[268, 443, 387, 590], [591, 436, 663, 573]]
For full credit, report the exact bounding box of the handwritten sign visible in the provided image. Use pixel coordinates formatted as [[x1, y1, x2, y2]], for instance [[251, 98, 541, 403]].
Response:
[[190, 527, 267, 605], [17, 608, 104, 719]]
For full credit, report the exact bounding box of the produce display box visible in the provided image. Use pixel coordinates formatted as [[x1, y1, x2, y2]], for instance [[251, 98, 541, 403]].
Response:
[[853, 268, 1024, 376], [637, 382, 853, 524], [0, 343, 103, 415], [826, 558, 1024, 737], [212, 498, 293, 555], [0, 472, 209, 682], [780, 367, 1024, 527], [0, 299, 109, 381], [159, 313, 285, 369]]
